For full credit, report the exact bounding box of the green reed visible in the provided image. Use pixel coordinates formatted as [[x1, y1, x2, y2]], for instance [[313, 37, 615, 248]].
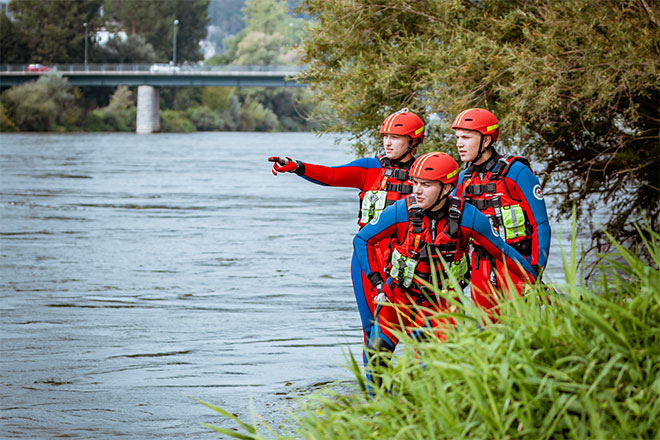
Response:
[[197, 218, 660, 439]]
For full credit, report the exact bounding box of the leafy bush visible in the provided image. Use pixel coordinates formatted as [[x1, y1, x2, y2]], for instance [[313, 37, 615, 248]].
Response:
[[187, 105, 224, 131], [202, 87, 237, 112], [160, 110, 196, 133], [82, 86, 135, 132], [239, 98, 278, 131], [198, 221, 660, 439], [0, 102, 18, 132], [0, 73, 81, 131]]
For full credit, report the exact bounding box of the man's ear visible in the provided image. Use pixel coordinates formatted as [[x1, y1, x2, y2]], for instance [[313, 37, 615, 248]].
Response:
[[483, 135, 492, 149]]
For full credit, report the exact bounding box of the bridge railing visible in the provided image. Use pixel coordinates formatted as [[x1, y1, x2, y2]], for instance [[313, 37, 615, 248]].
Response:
[[1, 64, 304, 73]]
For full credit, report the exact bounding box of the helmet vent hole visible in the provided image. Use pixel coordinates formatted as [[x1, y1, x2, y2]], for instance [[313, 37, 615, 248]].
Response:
[[424, 167, 434, 171], [394, 124, 403, 127], [465, 118, 473, 121]]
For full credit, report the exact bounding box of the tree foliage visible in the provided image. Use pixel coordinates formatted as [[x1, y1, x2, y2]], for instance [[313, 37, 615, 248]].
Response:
[[7, 0, 103, 63], [103, 0, 210, 62], [299, 0, 660, 249], [1, 74, 81, 131], [96, 34, 156, 64], [0, 11, 29, 64]]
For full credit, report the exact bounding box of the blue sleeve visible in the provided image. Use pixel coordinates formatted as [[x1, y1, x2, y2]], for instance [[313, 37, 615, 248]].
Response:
[[353, 198, 406, 280], [461, 203, 538, 279], [507, 162, 551, 268]]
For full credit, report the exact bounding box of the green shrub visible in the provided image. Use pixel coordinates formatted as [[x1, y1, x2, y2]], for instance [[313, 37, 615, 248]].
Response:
[[0, 102, 18, 132], [198, 221, 660, 439], [0, 73, 83, 131], [239, 98, 278, 131], [160, 110, 196, 133], [83, 86, 135, 132], [202, 87, 237, 112], [187, 105, 224, 131]]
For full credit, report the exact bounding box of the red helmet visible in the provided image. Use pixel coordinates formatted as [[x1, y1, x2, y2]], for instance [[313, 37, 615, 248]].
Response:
[[410, 152, 459, 186], [380, 108, 425, 143], [451, 108, 499, 142]]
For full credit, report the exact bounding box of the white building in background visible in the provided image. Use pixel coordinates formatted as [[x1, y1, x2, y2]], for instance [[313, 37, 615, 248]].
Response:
[[95, 29, 128, 46], [0, 0, 11, 17]]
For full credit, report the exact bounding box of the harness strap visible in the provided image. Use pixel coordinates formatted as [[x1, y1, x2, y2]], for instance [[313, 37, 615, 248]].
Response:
[[378, 156, 392, 168], [466, 197, 500, 211], [446, 198, 463, 239], [410, 206, 424, 234], [383, 182, 413, 194], [383, 167, 409, 181], [465, 182, 497, 196], [472, 244, 498, 286]]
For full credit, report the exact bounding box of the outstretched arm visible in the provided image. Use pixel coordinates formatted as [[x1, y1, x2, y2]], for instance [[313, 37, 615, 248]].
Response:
[[269, 156, 382, 190]]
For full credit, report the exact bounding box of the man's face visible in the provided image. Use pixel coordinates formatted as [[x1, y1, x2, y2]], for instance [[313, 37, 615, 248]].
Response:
[[412, 177, 442, 210], [454, 128, 483, 163], [382, 134, 410, 160]]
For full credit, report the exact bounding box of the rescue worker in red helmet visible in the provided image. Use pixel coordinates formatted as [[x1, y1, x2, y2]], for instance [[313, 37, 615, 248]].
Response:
[[451, 108, 551, 319], [268, 109, 425, 364], [354, 152, 538, 390]]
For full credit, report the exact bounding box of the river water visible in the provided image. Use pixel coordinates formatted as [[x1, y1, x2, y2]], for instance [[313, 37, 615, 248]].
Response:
[[0, 132, 577, 438]]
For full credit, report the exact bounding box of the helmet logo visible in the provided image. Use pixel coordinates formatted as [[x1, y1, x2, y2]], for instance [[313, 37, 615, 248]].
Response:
[[533, 184, 543, 200]]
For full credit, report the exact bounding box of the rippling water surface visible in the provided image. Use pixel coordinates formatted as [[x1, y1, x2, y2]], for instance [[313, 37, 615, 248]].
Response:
[[1, 132, 577, 438]]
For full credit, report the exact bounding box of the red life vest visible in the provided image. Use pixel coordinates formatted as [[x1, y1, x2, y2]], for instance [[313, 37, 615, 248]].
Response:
[[458, 154, 532, 251], [387, 196, 469, 299], [357, 156, 413, 227]]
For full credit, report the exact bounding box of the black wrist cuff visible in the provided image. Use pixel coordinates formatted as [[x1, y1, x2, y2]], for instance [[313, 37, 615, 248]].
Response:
[[294, 161, 305, 176], [367, 271, 384, 288]]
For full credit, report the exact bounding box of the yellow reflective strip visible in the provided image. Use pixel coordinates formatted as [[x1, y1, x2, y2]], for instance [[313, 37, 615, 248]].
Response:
[[486, 123, 499, 132], [412, 153, 433, 175], [414, 125, 424, 135], [447, 168, 458, 179], [455, 108, 475, 126], [384, 114, 397, 132]]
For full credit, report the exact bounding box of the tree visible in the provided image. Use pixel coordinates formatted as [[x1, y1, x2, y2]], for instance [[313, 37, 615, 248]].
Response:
[[96, 34, 156, 63], [7, 0, 103, 63], [1, 74, 81, 131], [0, 11, 29, 64], [299, 0, 660, 252], [103, 0, 210, 62]]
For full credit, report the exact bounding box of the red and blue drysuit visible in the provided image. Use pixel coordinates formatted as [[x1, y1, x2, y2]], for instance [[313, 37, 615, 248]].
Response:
[[297, 155, 415, 350], [454, 152, 550, 316], [353, 195, 537, 365]]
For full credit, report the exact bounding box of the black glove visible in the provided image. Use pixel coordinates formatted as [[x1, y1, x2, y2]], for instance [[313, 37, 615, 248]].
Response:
[[268, 156, 305, 176]]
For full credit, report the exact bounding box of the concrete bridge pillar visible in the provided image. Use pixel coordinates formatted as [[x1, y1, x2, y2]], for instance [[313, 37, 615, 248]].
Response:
[[136, 85, 160, 134]]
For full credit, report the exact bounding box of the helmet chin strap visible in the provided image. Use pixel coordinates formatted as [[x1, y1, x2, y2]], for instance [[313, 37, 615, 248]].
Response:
[[472, 134, 486, 163], [428, 183, 448, 211]]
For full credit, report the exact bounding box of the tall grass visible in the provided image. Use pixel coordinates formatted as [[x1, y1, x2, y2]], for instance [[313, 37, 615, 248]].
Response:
[[198, 221, 660, 439]]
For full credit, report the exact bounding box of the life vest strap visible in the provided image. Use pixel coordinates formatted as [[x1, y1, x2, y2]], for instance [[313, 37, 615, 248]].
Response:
[[467, 197, 500, 210], [383, 167, 410, 181], [446, 198, 463, 238], [383, 182, 413, 194], [466, 182, 497, 196]]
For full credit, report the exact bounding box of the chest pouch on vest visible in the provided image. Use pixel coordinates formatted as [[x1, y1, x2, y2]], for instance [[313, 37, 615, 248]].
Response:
[[389, 247, 419, 288], [501, 204, 527, 240], [360, 190, 388, 224], [426, 244, 470, 288]]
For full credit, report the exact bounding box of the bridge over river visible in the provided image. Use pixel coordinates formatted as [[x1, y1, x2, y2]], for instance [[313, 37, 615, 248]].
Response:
[[0, 64, 305, 133]]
